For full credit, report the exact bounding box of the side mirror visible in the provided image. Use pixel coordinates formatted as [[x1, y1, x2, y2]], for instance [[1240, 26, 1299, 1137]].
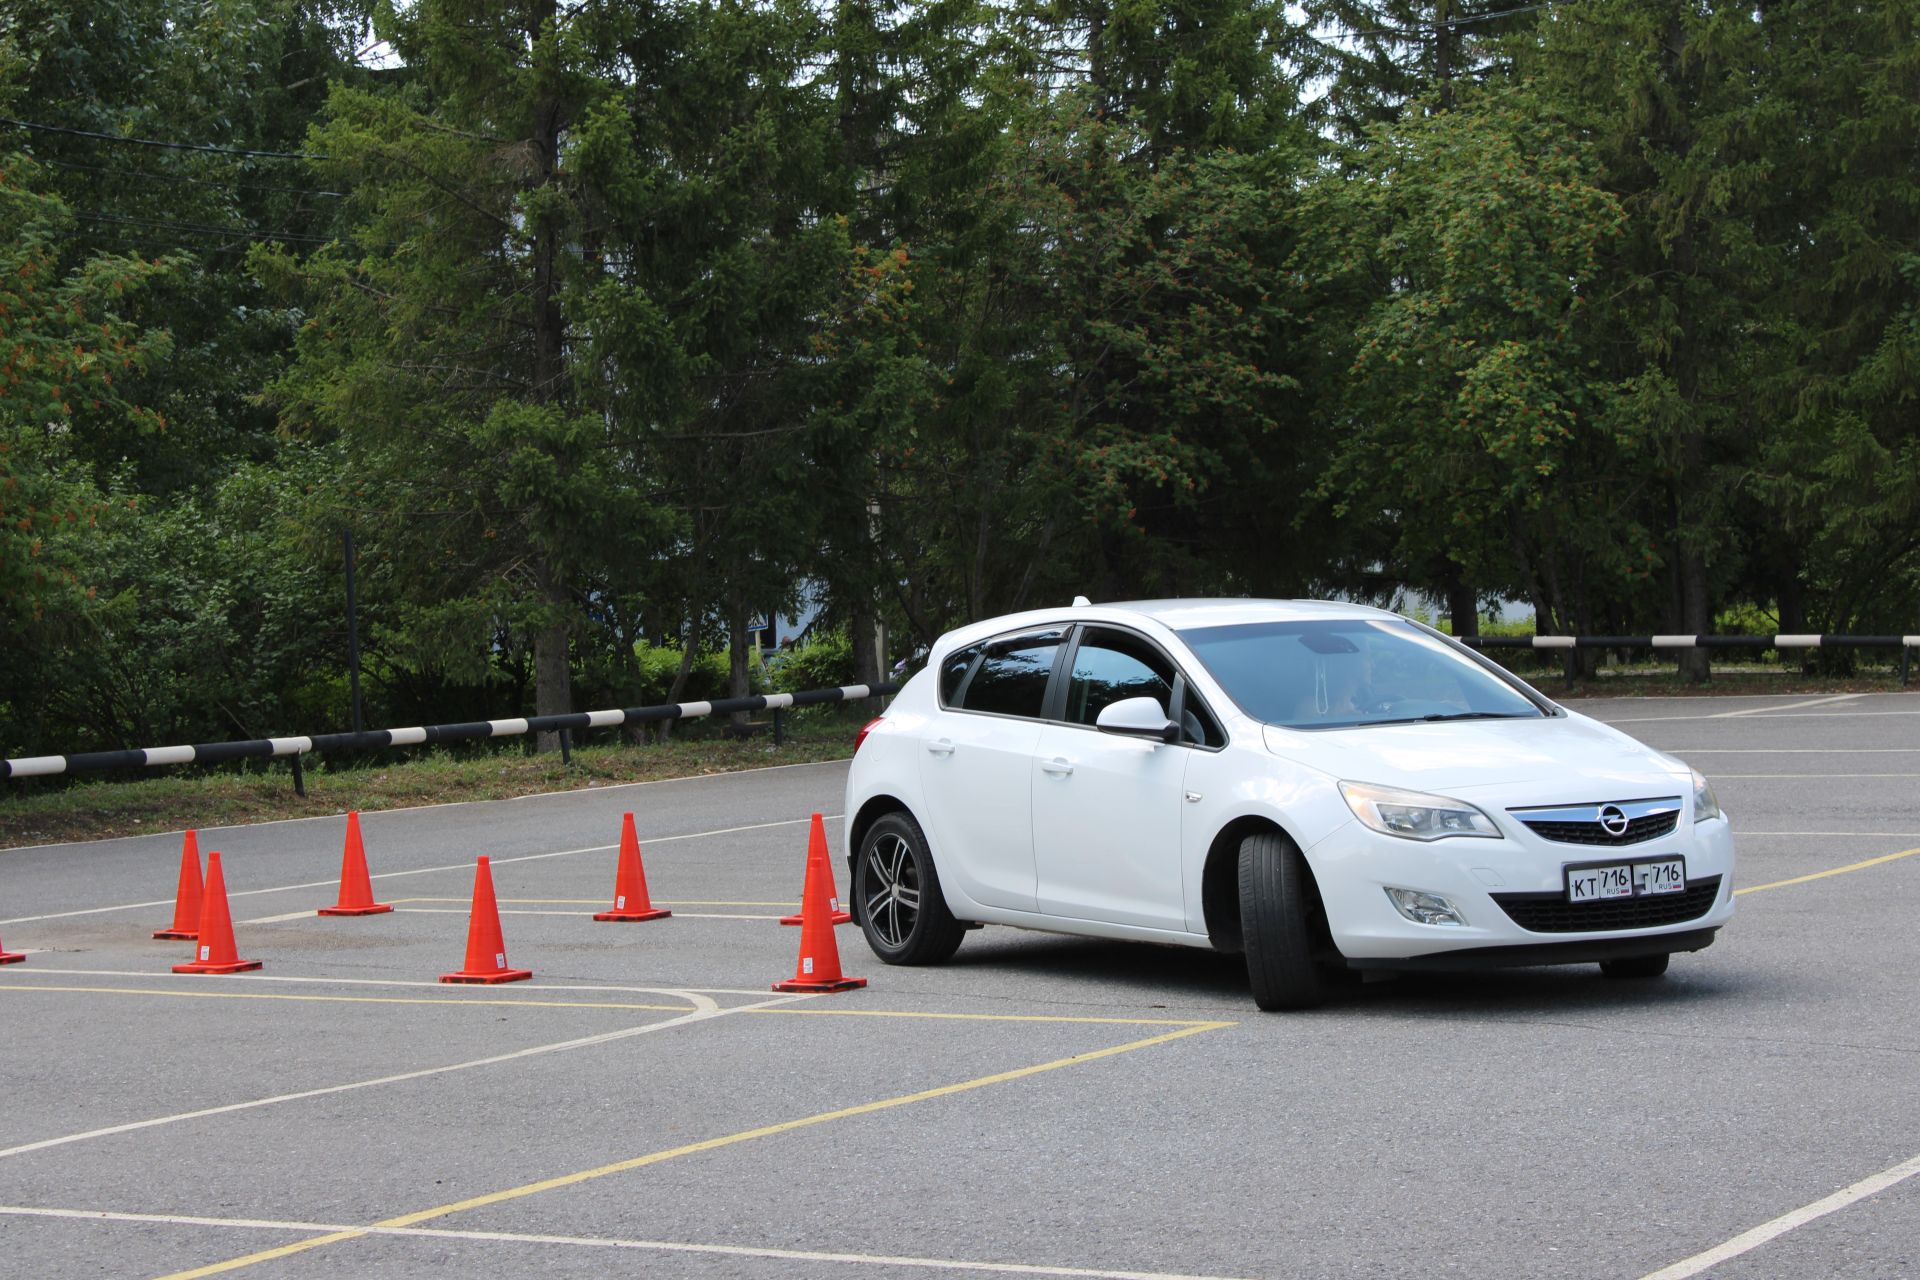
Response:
[[1095, 696, 1179, 744]]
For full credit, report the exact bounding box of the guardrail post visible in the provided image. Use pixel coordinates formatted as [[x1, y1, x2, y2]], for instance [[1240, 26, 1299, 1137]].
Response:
[[773, 708, 785, 746], [1903, 646, 1912, 687], [291, 753, 306, 798], [559, 727, 572, 766]]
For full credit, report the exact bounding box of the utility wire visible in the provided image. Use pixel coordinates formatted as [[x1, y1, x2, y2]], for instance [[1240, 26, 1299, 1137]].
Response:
[[0, 117, 327, 161], [41, 157, 347, 199], [1310, 1, 1552, 42]]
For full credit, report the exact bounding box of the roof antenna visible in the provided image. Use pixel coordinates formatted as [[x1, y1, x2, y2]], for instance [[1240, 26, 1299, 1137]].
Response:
[[1072, 595, 1091, 607]]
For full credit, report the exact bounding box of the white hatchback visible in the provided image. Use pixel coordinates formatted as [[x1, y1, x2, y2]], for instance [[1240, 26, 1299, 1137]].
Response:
[[843, 599, 1735, 1009]]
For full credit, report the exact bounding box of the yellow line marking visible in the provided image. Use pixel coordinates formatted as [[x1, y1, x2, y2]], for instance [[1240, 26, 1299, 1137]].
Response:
[[150, 1021, 1233, 1280], [1735, 846, 1920, 896], [748, 1007, 1235, 1027], [0, 985, 694, 1013]]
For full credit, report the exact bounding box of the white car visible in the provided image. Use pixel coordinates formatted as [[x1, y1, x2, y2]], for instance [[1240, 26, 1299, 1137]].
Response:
[[843, 599, 1735, 1010]]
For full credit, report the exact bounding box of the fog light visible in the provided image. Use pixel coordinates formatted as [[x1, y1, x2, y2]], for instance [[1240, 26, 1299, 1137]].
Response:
[[1386, 887, 1467, 927]]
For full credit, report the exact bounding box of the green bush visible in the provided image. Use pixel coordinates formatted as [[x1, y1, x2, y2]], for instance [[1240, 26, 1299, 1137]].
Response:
[[770, 629, 858, 693]]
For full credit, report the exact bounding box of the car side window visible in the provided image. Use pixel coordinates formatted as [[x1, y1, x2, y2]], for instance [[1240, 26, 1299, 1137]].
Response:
[[1065, 629, 1176, 727], [938, 646, 980, 707], [958, 633, 1062, 718]]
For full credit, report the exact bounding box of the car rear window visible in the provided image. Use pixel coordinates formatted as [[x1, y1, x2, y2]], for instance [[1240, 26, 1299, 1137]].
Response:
[[958, 633, 1062, 718]]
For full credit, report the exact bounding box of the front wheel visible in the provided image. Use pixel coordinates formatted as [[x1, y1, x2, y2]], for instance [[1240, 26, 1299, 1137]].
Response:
[[1600, 953, 1669, 979], [1239, 830, 1333, 1011], [854, 813, 966, 966]]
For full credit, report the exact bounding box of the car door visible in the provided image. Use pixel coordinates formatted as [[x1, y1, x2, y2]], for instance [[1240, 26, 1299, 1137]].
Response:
[[1030, 626, 1203, 931], [915, 628, 1064, 913]]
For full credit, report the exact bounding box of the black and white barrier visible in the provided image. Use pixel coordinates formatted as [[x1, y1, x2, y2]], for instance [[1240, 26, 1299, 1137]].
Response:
[[1460, 634, 1920, 652], [1458, 633, 1916, 685], [1, 683, 899, 781]]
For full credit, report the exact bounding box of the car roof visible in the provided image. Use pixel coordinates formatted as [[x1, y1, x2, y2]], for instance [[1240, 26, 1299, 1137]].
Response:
[[933, 598, 1404, 656]]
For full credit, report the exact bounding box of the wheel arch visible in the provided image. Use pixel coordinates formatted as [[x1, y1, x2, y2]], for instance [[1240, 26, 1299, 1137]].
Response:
[[847, 793, 912, 876], [1201, 814, 1320, 954]]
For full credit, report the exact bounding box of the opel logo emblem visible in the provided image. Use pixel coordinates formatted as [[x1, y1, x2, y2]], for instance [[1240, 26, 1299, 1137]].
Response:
[[1598, 804, 1630, 836]]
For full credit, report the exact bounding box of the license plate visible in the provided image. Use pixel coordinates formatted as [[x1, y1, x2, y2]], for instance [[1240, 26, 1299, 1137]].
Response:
[[1566, 858, 1686, 903]]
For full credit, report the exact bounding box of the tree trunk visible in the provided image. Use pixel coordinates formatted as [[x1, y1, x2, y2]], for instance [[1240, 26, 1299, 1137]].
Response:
[[1677, 547, 1712, 684], [727, 597, 752, 732], [1444, 569, 1478, 639], [661, 604, 702, 743], [850, 604, 880, 686], [533, 611, 571, 754]]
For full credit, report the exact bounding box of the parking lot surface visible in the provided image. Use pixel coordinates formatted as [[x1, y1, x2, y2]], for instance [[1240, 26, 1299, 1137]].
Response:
[[2, 691, 1917, 1279]]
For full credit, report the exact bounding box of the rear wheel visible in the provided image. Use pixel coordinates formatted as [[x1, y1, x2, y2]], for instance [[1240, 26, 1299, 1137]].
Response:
[[1239, 830, 1333, 1011], [1599, 953, 1670, 979], [855, 813, 966, 966]]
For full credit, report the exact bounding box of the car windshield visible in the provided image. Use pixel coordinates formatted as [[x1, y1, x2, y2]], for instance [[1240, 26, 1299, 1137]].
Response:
[[1178, 618, 1548, 730]]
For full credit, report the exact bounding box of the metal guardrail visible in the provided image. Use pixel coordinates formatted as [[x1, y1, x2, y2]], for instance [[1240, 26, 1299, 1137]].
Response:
[[1, 682, 902, 786], [1458, 633, 1917, 684]]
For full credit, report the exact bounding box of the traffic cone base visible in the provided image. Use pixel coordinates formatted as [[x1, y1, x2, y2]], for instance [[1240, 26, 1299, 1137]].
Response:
[[593, 905, 671, 923], [440, 856, 532, 984], [779, 904, 851, 926], [441, 964, 533, 985], [154, 830, 204, 940], [0, 939, 24, 964], [173, 956, 262, 975], [593, 813, 670, 924], [173, 851, 259, 975], [320, 812, 392, 916], [773, 973, 866, 993]]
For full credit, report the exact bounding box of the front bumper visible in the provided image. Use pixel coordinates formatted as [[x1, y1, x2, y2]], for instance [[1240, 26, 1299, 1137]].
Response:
[[1305, 811, 1737, 964]]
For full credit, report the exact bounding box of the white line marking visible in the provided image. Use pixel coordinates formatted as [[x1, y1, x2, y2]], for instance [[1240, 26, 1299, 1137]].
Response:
[[0, 1207, 1245, 1280], [1712, 773, 1920, 779], [0, 992, 809, 1162], [1709, 693, 1864, 718], [0, 758, 850, 855], [0, 814, 839, 926], [1735, 831, 1920, 838], [1606, 709, 1920, 724], [7, 968, 784, 996], [1637, 1150, 1920, 1280], [234, 910, 321, 925]]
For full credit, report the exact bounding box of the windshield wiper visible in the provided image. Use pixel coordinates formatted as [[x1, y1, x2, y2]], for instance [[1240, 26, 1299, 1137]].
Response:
[[1412, 711, 1538, 723]]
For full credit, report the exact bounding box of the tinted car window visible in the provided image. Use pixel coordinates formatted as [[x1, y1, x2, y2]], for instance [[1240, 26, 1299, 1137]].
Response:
[[939, 646, 980, 706], [1180, 618, 1545, 729], [959, 634, 1062, 718], [1065, 629, 1175, 727]]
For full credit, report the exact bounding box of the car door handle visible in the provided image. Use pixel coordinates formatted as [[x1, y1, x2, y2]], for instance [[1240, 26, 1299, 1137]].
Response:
[[1040, 757, 1075, 776], [925, 738, 955, 757]]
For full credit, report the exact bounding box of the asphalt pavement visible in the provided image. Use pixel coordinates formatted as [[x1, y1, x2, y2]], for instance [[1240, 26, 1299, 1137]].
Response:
[[1, 691, 1916, 1279]]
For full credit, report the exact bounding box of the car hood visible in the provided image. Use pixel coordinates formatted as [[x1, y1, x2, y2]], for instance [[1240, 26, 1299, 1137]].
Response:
[[1262, 712, 1691, 800]]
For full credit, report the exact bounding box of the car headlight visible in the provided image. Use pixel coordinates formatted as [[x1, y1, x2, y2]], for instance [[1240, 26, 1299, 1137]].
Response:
[[1339, 781, 1503, 841], [1691, 768, 1721, 823]]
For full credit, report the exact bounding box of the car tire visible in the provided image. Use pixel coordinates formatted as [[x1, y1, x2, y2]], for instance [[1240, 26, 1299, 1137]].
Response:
[[1239, 829, 1331, 1011], [1599, 953, 1670, 979], [855, 812, 966, 966]]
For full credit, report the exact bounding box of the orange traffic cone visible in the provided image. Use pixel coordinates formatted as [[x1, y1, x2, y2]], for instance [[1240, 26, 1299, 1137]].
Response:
[[440, 856, 532, 984], [773, 827, 867, 994], [319, 812, 392, 916], [153, 830, 204, 940], [0, 932, 23, 964], [173, 852, 261, 974], [780, 813, 851, 926], [593, 813, 670, 923]]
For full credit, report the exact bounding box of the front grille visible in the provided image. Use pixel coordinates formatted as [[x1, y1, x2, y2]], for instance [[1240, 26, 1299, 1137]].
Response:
[[1490, 876, 1722, 933], [1520, 810, 1679, 846]]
